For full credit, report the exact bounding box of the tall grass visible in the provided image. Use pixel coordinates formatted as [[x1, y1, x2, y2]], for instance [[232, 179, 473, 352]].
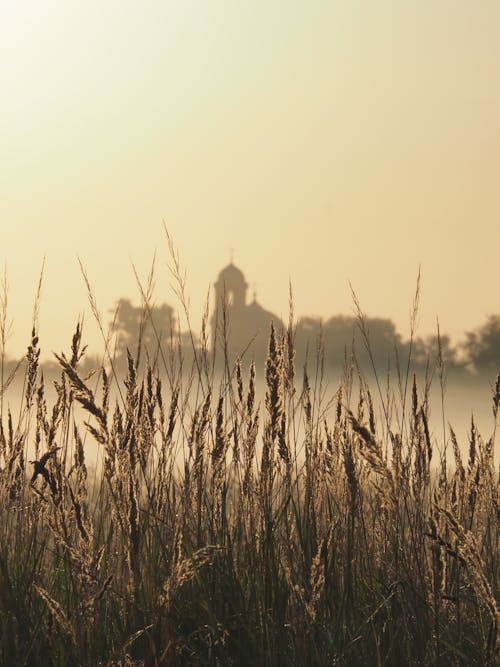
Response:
[[0, 268, 498, 666]]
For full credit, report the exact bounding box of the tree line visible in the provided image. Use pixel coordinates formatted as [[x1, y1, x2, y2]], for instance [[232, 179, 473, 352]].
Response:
[[93, 299, 500, 379], [5, 298, 500, 380]]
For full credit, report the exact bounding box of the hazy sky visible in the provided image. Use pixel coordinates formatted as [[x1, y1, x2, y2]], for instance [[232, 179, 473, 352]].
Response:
[[1, 1, 500, 360]]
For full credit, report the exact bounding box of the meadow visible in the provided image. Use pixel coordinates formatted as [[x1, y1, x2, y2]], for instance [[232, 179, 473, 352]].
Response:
[[0, 273, 498, 666]]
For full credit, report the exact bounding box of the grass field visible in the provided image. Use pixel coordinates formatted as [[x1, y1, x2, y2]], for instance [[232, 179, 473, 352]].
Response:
[[0, 275, 498, 666]]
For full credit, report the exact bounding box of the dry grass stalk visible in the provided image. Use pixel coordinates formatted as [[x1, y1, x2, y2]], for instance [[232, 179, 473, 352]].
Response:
[[0, 279, 497, 666]]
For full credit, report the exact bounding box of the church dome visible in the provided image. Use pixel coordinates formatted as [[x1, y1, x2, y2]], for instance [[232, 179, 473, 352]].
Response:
[[211, 260, 283, 363], [214, 262, 248, 309], [216, 263, 247, 287]]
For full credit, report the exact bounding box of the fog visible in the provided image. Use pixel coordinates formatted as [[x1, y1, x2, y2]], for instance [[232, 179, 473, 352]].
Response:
[[3, 364, 497, 476]]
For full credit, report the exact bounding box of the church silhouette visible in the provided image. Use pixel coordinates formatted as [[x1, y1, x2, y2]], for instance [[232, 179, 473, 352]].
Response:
[[211, 261, 282, 363]]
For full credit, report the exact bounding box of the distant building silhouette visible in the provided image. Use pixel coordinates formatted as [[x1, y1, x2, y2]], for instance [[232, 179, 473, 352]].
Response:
[[211, 261, 282, 364]]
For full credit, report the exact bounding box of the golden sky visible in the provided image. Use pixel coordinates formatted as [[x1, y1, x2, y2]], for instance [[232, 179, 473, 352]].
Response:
[[1, 1, 500, 359]]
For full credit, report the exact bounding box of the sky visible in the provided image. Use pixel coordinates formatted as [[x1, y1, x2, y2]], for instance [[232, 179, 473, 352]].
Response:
[[1, 1, 500, 360]]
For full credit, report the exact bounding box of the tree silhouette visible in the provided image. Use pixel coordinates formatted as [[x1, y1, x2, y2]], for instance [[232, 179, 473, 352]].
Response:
[[294, 315, 402, 370], [462, 315, 500, 376], [111, 298, 175, 362]]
